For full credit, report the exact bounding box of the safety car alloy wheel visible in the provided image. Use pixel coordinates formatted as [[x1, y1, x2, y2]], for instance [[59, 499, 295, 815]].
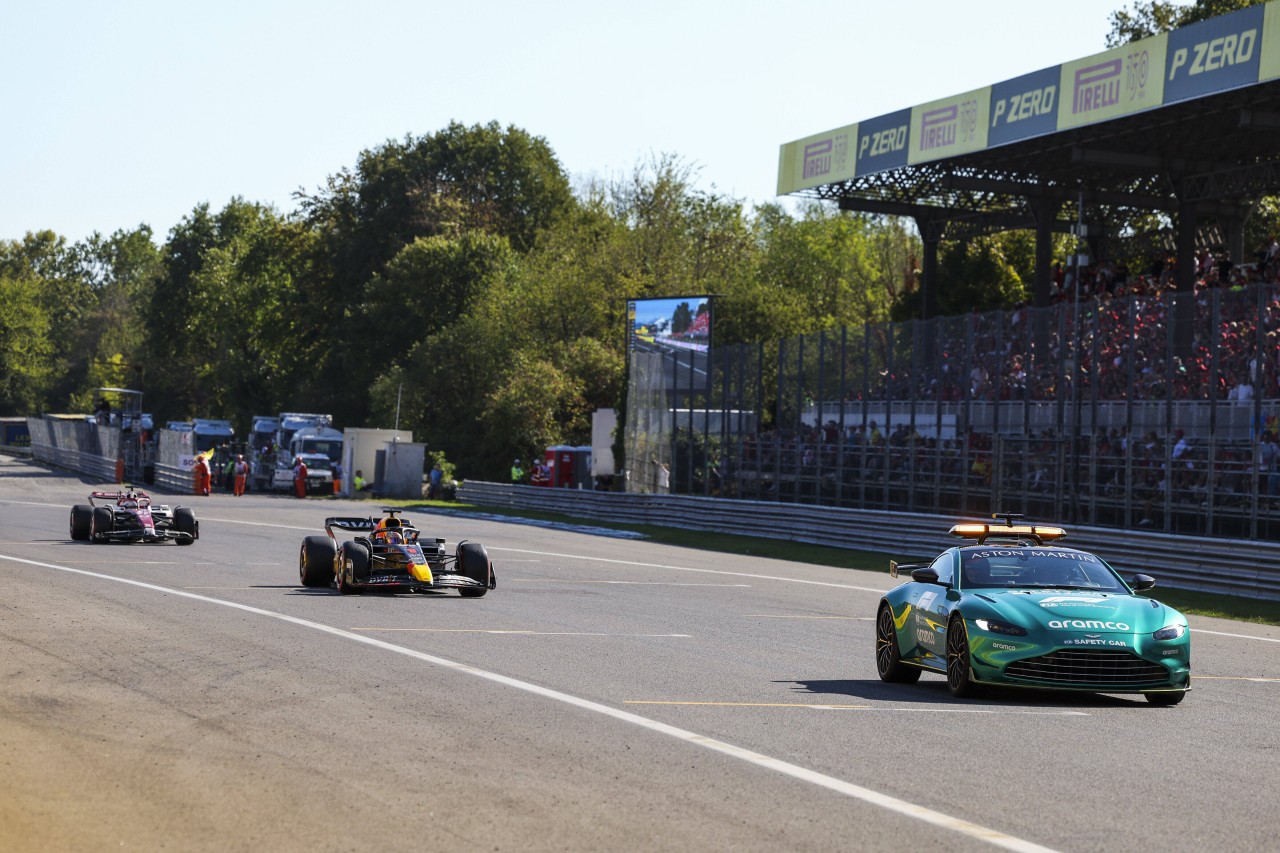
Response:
[[946, 615, 980, 698], [876, 605, 921, 684]]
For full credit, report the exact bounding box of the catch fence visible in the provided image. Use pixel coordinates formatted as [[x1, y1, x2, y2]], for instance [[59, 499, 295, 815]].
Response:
[[645, 283, 1280, 542]]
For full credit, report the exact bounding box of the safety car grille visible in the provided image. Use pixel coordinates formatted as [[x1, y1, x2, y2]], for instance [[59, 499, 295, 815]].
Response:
[[1005, 650, 1168, 686]]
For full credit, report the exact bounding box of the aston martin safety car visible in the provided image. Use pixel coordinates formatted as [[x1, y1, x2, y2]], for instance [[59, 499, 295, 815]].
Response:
[[875, 514, 1190, 705], [70, 488, 199, 545], [297, 508, 495, 596]]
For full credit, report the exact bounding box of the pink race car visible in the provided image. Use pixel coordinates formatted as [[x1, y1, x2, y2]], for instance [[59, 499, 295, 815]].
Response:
[[70, 488, 199, 545]]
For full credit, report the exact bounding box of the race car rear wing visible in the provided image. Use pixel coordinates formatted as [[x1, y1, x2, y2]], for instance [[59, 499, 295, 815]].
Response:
[[322, 515, 447, 547], [89, 489, 152, 506], [325, 517, 376, 533]]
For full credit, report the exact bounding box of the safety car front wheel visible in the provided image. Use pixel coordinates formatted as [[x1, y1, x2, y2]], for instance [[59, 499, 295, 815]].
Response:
[[945, 614, 982, 698], [876, 604, 921, 684]]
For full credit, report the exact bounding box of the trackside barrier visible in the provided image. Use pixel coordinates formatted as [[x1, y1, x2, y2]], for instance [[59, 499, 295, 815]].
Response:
[[23, 418, 191, 491], [26, 416, 118, 483], [153, 461, 192, 493], [459, 481, 1280, 602]]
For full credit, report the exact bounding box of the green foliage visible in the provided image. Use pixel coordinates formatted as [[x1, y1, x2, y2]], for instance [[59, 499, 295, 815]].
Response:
[[0, 231, 94, 410], [142, 199, 307, 426], [482, 352, 587, 469], [892, 236, 1027, 321], [1106, 0, 1263, 46], [67, 226, 163, 410], [1245, 197, 1280, 256], [0, 272, 54, 414], [353, 231, 516, 376], [728, 203, 896, 343], [426, 449, 457, 484]]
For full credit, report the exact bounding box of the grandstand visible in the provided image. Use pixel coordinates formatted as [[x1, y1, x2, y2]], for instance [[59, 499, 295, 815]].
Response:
[[640, 3, 1280, 543], [778, 2, 1280, 322]]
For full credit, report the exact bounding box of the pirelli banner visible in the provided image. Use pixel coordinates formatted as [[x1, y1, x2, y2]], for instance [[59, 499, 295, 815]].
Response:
[[778, 1, 1278, 195]]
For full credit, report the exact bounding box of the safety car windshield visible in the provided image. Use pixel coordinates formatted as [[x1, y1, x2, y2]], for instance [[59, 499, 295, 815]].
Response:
[[960, 547, 1125, 592]]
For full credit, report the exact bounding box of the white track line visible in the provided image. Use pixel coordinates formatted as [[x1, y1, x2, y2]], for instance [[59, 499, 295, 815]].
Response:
[[0, 552, 1058, 853], [1192, 628, 1280, 643]]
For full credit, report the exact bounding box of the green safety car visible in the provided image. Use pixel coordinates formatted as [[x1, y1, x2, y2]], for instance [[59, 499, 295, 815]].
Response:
[[875, 514, 1190, 705]]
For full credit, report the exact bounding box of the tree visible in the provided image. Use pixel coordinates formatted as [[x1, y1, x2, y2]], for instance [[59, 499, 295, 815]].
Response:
[[350, 231, 517, 376], [741, 203, 897, 342], [1107, 0, 1262, 46], [892, 236, 1027, 321], [67, 226, 163, 410], [142, 199, 306, 426], [0, 272, 54, 414], [299, 121, 574, 299]]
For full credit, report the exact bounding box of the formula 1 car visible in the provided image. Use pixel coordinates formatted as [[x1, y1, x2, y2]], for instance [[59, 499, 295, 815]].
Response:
[[876, 514, 1190, 705], [297, 508, 495, 596], [69, 488, 199, 545]]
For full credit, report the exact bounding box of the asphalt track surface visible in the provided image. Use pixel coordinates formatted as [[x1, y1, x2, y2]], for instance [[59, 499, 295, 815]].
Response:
[[1, 455, 1278, 852]]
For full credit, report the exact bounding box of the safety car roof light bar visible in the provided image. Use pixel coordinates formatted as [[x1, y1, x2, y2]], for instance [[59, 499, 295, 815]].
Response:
[[948, 522, 1067, 544]]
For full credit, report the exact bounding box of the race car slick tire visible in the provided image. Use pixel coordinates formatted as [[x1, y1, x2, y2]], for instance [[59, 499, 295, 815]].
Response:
[[1146, 690, 1187, 706], [946, 614, 982, 699], [457, 541, 491, 598], [875, 604, 921, 684], [90, 507, 114, 543], [299, 535, 336, 588], [70, 505, 92, 541], [338, 541, 368, 595], [173, 507, 198, 545]]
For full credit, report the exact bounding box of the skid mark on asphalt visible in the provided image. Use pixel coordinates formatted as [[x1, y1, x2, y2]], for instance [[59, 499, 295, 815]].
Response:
[[2, 551, 1060, 853]]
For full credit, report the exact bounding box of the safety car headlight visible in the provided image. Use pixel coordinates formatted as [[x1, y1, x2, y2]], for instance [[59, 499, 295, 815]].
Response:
[[1152, 624, 1186, 641], [974, 618, 1027, 636]]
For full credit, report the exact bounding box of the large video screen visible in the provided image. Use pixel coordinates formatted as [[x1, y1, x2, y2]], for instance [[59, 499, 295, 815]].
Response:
[[628, 296, 712, 353]]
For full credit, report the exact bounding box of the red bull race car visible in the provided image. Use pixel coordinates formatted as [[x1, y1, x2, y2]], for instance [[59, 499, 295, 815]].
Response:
[[69, 488, 199, 545], [298, 508, 495, 596]]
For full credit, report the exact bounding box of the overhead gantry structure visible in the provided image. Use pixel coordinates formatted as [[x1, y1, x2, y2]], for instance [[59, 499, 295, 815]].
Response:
[[777, 2, 1280, 329]]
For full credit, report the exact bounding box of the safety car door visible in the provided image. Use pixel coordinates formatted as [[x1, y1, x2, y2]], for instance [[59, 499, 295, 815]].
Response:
[[912, 550, 955, 664]]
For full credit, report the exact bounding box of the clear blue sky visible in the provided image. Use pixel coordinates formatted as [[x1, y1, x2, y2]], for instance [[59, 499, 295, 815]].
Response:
[[6, 0, 1151, 245]]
